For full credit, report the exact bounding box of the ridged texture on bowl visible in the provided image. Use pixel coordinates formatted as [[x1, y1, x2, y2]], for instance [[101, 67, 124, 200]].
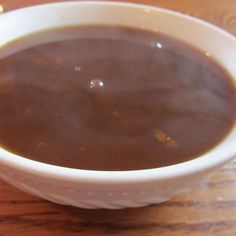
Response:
[[0, 165, 210, 209]]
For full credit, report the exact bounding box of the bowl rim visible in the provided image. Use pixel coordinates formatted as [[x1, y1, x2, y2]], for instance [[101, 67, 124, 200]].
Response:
[[0, 1, 236, 184]]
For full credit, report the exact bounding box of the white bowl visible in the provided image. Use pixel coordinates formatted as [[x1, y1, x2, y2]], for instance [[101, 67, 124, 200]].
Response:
[[0, 1, 235, 209]]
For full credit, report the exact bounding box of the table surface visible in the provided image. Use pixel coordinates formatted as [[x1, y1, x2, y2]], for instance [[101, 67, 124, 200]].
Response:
[[0, 0, 236, 235]]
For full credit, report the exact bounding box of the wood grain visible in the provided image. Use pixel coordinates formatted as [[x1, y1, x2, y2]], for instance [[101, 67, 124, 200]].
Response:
[[0, 0, 236, 235]]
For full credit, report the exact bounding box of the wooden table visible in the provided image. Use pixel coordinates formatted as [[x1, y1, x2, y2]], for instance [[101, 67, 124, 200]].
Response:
[[0, 0, 236, 235]]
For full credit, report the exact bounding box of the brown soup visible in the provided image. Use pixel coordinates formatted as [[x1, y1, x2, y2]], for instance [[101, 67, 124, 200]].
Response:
[[0, 26, 235, 171]]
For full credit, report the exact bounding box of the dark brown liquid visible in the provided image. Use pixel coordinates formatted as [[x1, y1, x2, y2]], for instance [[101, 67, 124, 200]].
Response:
[[0, 26, 235, 171]]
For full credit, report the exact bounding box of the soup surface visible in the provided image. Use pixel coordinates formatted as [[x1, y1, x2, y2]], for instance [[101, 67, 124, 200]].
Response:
[[0, 26, 235, 170]]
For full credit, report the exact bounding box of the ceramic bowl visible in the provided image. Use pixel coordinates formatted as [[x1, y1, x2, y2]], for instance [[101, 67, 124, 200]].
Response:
[[0, 1, 235, 209]]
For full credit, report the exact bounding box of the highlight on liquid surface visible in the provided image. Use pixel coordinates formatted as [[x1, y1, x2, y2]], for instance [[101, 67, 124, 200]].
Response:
[[0, 26, 235, 171]]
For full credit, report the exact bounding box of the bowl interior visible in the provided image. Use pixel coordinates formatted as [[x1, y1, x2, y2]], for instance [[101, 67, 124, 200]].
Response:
[[0, 1, 235, 181]]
